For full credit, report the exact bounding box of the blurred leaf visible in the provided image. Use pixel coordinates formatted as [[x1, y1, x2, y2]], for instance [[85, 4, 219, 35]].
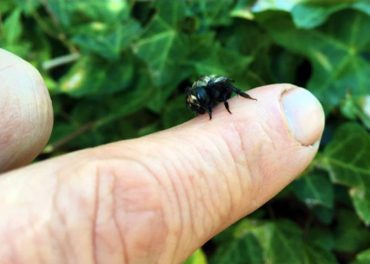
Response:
[[250, 0, 300, 13], [353, 248, 370, 264], [58, 55, 134, 96], [72, 19, 141, 59], [341, 94, 370, 129], [307, 227, 335, 251], [47, 0, 129, 28], [211, 232, 264, 264], [292, 170, 334, 208], [312, 206, 334, 224], [133, 16, 185, 86], [163, 96, 193, 128], [258, 10, 370, 111], [0, 8, 32, 56], [14, 0, 41, 14], [0, 0, 15, 14], [212, 219, 337, 264], [186, 0, 234, 27], [334, 209, 370, 253], [292, 0, 370, 29], [321, 123, 370, 224], [2, 8, 22, 44], [184, 249, 208, 264], [133, 0, 190, 110]]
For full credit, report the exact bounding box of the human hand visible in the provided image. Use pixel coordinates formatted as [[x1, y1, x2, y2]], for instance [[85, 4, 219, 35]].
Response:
[[0, 49, 325, 263]]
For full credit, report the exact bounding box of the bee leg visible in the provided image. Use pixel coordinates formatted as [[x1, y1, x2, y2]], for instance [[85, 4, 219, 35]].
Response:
[[233, 87, 257, 101], [224, 100, 232, 114], [207, 107, 213, 120]]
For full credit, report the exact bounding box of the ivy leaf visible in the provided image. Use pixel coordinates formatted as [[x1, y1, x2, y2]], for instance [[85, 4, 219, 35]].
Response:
[[212, 219, 337, 264], [353, 248, 370, 264], [292, 170, 334, 208], [292, 0, 370, 29], [341, 94, 370, 130], [184, 249, 208, 264], [58, 56, 134, 96], [333, 209, 370, 253], [247, 0, 370, 29], [162, 96, 193, 128], [133, 17, 185, 87], [2, 8, 22, 44], [211, 233, 264, 264], [251, 0, 300, 13], [72, 19, 141, 59], [133, 0, 189, 110], [321, 123, 370, 224], [47, 0, 129, 28], [258, 10, 370, 111], [186, 0, 234, 27]]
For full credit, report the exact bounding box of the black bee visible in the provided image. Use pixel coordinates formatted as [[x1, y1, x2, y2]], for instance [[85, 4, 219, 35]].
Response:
[[186, 75, 256, 119]]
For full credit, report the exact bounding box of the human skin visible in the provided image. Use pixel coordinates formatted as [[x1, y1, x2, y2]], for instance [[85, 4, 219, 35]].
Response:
[[0, 49, 325, 264]]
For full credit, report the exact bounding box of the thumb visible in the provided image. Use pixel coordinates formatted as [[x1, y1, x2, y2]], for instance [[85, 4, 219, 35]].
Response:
[[0, 84, 324, 263]]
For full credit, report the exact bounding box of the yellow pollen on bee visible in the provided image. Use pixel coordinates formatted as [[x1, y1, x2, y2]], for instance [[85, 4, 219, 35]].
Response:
[[189, 95, 197, 103]]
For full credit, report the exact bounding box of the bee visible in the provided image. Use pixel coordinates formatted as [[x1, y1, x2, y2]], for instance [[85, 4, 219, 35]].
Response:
[[186, 75, 256, 119]]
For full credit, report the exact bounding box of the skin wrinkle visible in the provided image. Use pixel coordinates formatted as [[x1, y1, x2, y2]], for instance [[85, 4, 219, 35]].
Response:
[[208, 134, 235, 222], [161, 157, 183, 264], [221, 121, 250, 217], [188, 135, 219, 233], [228, 121, 261, 211], [206, 134, 234, 226], [92, 166, 100, 264], [197, 136, 230, 235], [109, 156, 171, 263], [175, 141, 198, 242], [183, 139, 212, 241], [111, 173, 129, 264], [148, 140, 189, 263], [52, 169, 71, 264], [249, 121, 277, 210]]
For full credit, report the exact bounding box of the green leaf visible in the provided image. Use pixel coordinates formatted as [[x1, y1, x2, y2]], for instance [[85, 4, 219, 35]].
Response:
[[258, 10, 370, 111], [0, 0, 15, 14], [162, 96, 193, 128], [321, 123, 370, 224], [2, 8, 22, 44], [248, 0, 370, 29], [341, 94, 370, 130], [250, 0, 300, 13], [47, 0, 130, 28], [184, 249, 207, 264], [72, 19, 141, 59], [186, 0, 234, 27], [213, 219, 337, 264], [58, 55, 134, 96], [133, 16, 184, 86], [292, 170, 334, 208], [14, 0, 41, 14], [251, 220, 337, 264], [353, 248, 370, 264], [307, 227, 335, 251], [292, 0, 370, 29], [211, 232, 264, 264], [333, 209, 370, 252]]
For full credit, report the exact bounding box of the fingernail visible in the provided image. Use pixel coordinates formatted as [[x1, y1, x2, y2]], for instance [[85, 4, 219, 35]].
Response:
[[282, 87, 325, 146]]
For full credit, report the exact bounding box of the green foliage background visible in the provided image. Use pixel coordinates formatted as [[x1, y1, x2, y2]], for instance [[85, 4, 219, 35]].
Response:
[[1, 0, 370, 263]]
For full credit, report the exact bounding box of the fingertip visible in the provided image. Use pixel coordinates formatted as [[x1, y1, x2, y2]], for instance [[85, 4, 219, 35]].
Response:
[[0, 49, 53, 172]]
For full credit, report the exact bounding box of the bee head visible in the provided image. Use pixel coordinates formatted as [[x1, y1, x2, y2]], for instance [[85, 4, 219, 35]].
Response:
[[186, 85, 208, 114]]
